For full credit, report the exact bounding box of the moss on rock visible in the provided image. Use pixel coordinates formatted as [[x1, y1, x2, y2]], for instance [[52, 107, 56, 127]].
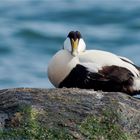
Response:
[[0, 88, 139, 139], [80, 109, 134, 140], [0, 105, 74, 140]]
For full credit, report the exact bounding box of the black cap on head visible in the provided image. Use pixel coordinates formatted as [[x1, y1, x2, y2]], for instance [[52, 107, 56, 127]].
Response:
[[67, 31, 82, 41]]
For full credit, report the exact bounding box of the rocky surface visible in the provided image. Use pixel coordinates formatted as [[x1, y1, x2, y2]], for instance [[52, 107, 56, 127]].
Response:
[[0, 88, 140, 140]]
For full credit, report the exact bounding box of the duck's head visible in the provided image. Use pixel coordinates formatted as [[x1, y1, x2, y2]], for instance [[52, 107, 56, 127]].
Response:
[[63, 31, 86, 56]]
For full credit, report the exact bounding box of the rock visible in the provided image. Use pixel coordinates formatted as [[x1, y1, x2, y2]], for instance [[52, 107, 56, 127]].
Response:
[[0, 88, 140, 139]]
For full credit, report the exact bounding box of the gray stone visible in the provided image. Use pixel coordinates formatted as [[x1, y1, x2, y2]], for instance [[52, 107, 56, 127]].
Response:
[[0, 88, 139, 139]]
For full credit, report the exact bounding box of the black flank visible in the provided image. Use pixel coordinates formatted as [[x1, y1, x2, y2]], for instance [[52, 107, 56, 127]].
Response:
[[59, 64, 138, 96]]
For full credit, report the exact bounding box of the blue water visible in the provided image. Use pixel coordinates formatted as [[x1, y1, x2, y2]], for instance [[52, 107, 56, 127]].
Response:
[[0, 0, 140, 91]]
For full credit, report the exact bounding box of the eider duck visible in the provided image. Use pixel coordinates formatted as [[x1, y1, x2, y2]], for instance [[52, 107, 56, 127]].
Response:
[[48, 31, 140, 95]]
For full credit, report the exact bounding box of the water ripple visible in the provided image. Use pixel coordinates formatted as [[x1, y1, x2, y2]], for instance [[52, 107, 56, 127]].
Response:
[[0, 0, 140, 92]]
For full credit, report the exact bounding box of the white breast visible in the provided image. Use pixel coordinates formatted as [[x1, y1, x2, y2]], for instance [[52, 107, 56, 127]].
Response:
[[47, 50, 79, 87]]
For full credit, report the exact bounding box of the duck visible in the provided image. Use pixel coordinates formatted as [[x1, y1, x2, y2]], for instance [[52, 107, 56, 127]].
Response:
[[48, 31, 140, 95]]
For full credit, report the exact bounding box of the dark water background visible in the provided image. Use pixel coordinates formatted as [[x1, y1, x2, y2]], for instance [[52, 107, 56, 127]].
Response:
[[0, 0, 140, 90]]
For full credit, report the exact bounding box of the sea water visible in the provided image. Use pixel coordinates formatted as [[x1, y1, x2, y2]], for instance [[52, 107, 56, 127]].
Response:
[[0, 0, 140, 94]]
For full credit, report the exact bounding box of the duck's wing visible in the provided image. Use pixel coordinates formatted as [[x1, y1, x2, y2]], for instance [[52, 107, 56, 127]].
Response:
[[59, 64, 136, 94]]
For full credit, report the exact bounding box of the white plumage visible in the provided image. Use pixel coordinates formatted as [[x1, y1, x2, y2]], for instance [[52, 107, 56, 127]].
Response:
[[78, 50, 139, 77]]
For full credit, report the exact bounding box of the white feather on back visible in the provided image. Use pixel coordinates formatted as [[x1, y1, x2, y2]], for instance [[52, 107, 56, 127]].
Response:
[[78, 50, 140, 77]]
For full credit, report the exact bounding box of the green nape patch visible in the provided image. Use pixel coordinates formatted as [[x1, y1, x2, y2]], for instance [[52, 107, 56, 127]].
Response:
[[79, 109, 133, 140], [0, 105, 74, 140]]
